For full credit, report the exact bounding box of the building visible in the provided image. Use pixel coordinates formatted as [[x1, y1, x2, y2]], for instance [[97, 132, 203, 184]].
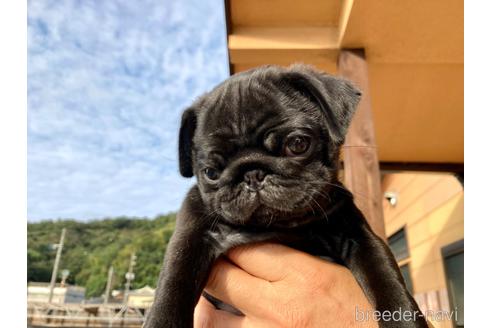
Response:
[[223, 1, 463, 327], [112, 285, 155, 308], [27, 282, 86, 304], [383, 173, 463, 328]]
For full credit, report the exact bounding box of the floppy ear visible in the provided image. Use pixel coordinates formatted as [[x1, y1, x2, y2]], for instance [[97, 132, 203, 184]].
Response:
[[178, 106, 197, 177], [284, 64, 362, 145]]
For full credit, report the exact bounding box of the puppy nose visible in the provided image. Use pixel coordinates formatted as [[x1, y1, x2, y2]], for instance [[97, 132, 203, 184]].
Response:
[[244, 169, 266, 190]]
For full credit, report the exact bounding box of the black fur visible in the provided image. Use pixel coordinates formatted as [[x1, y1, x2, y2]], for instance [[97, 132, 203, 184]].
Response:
[[144, 64, 427, 328]]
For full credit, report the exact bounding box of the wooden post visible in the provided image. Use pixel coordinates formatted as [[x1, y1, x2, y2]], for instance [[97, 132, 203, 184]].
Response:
[[337, 49, 386, 240]]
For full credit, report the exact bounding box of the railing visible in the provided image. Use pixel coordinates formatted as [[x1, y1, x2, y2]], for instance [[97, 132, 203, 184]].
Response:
[[27, 302, 148, 327]]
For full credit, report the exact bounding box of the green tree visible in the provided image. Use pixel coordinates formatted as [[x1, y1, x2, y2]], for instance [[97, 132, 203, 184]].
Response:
[[27, 213, 176, 298]]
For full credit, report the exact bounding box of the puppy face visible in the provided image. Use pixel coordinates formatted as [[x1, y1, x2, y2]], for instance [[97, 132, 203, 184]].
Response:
[[178, 64, 361, 227]]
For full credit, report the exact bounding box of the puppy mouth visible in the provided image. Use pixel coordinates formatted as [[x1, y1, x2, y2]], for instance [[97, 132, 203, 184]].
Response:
[[214, 173, 334, 227], [254, 191, 308, 213], [220, 188, 316, 226], [249, 202, 318, 228]]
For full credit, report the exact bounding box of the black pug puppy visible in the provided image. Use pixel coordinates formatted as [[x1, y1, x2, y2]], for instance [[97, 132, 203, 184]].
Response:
[[144, 64, 427, 328]]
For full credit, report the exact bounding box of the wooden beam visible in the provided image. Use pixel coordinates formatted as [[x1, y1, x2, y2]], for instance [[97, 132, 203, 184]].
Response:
[[338, 49, 386, 240], [228, 27, 338, 64], [337, 0, 355, 45], [229, 27, 338, 50], [228, 0, 341, 28], [379, 161, 464, 174], [231, 62, 338, 75], [224, 0, 233, 75]]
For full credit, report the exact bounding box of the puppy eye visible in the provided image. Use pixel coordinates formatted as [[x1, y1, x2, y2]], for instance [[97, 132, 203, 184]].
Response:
[[285, 136, 311, 156], [204, 167, 220, 180]]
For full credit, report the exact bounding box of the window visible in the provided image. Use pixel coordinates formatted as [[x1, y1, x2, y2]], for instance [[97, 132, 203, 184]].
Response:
[[442, 240, 464, 328], [399, 264, 413, 294], [388, 228, 409, 261]]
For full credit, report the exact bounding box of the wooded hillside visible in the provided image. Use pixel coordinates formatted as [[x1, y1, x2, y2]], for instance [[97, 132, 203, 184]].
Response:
[[27, 214, 176, 297]]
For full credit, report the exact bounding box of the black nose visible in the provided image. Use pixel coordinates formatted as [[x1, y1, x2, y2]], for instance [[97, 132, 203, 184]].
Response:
[[244, 169, 266, 191]]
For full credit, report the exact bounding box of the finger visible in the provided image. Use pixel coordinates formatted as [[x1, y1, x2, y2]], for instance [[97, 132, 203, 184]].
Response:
[[227, 243, 339, 282], [204, 258, 271, 317], [194, 295, 246, 328]]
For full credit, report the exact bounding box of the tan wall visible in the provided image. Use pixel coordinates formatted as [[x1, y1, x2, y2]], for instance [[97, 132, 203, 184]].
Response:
[[382, 173, 463, 328]]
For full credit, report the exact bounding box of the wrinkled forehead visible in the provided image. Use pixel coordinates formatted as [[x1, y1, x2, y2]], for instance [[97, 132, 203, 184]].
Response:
[[195, 103, 283, 157], [195, 82, 317, 145], [195, 80, 277, 139]]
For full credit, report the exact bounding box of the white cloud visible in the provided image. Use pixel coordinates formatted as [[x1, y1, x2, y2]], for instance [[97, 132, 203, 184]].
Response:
[[28, 0, 229, 220]]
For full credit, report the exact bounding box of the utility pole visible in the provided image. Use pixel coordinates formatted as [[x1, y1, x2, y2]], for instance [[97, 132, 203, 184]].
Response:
[[123, 253, 137, 306], [103, 266, 114, 304], [48, 228, 66, 303]]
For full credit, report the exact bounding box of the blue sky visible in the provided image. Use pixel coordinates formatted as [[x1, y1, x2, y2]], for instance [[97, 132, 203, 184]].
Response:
[[27, 0, 229, 221]]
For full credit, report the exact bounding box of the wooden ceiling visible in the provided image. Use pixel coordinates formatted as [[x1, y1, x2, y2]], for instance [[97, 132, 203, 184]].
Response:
[[225, 0, 463, 166]]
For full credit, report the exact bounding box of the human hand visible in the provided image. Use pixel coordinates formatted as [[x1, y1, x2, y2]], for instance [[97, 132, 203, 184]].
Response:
[[194, 243, 377, 328]]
